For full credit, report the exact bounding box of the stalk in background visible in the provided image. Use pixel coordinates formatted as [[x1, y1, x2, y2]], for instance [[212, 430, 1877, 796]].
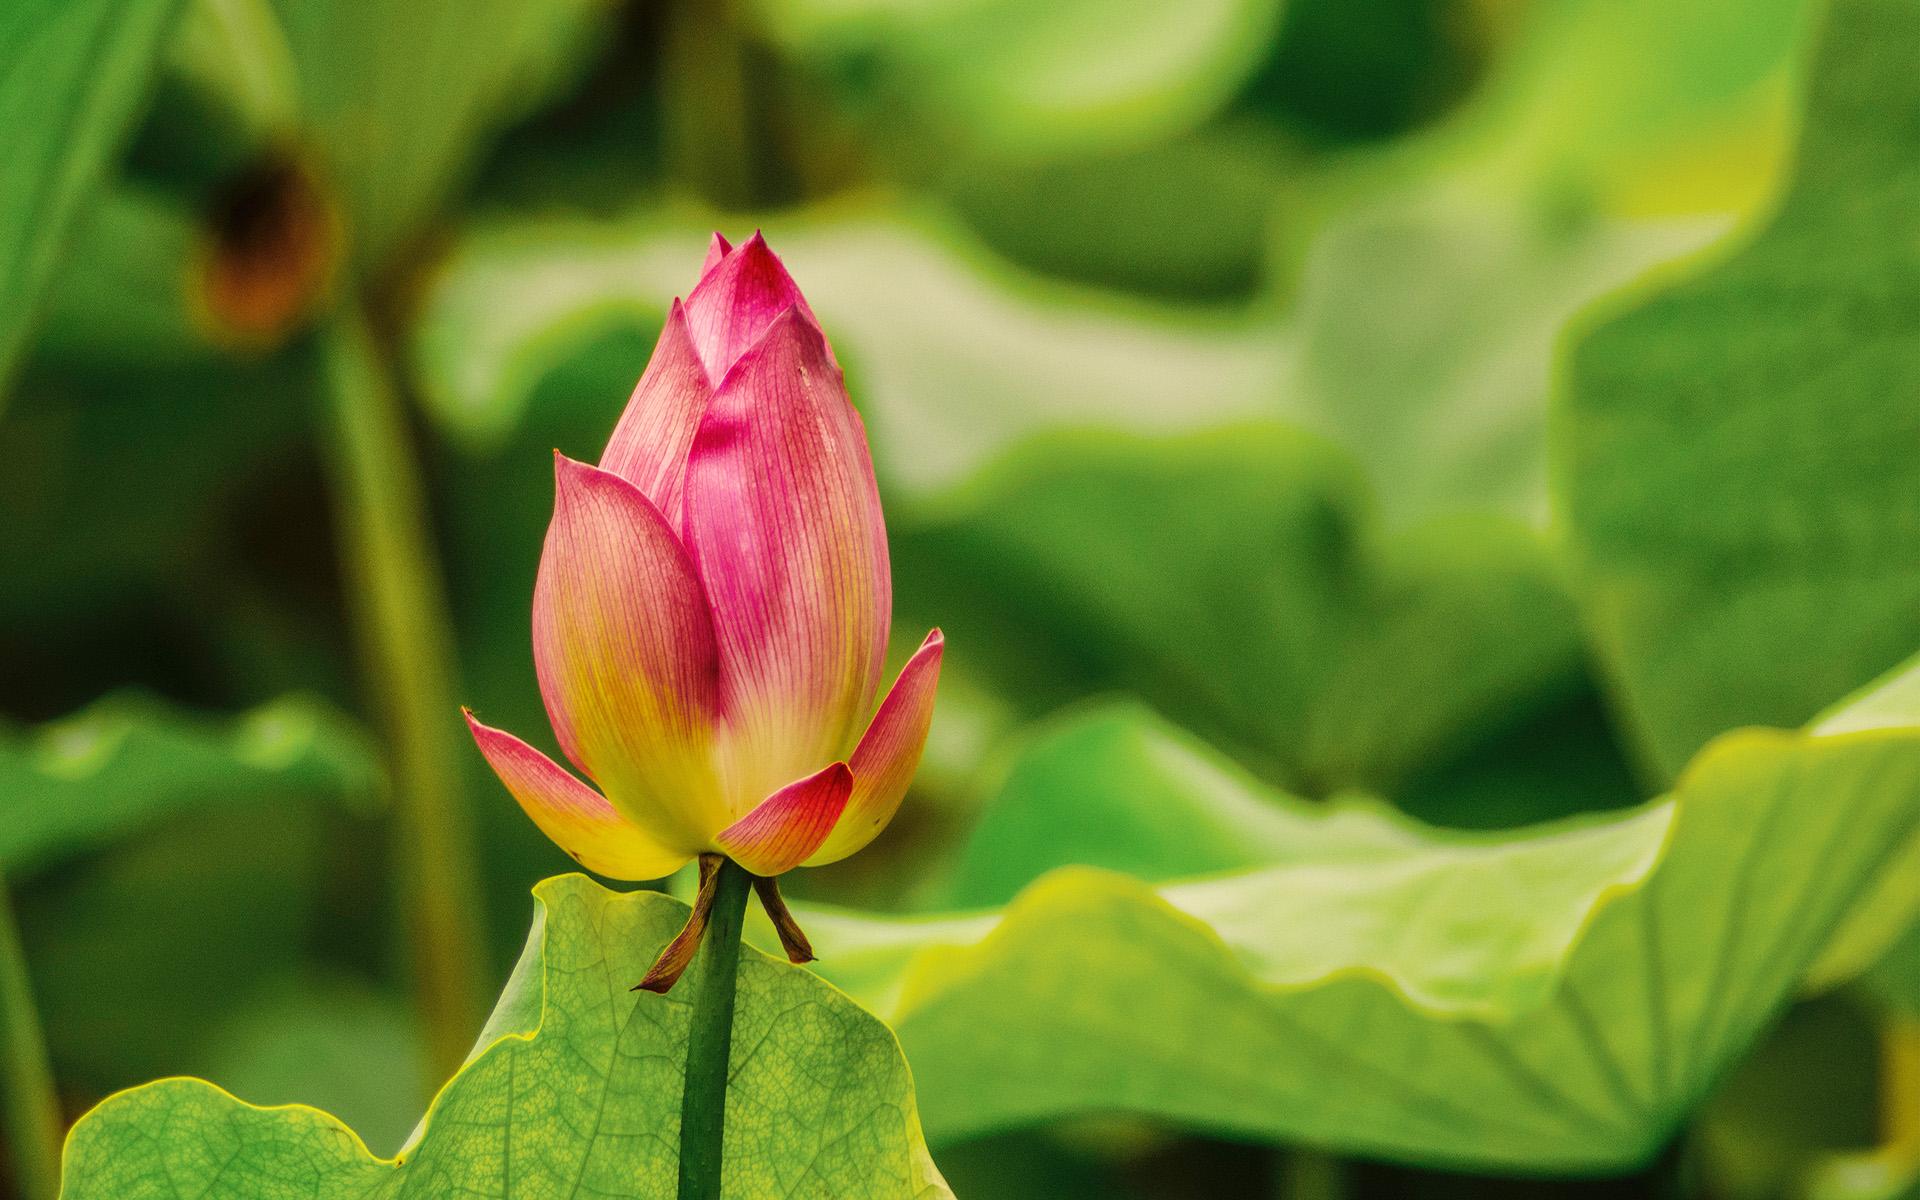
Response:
[[0, 876, 61, 1200], [317, 304, 487, 1080]]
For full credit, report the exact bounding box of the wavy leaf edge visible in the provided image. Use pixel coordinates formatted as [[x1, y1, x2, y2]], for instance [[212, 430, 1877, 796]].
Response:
[[60, 875, 947, 1194], [804, 714, 1920, 1033]]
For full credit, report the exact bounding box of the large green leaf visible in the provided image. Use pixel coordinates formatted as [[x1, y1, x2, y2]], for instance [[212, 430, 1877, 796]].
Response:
[[891, 424, 1584, 797], [0, 692, 379, 878], [1557, 0, 1920, 776], [0, 0, 186, 395], [61, 875, 952, 1199], [410, 207, 1281, 497], [785, 659, 1920, 1170], [749, 0, 1286, 162]]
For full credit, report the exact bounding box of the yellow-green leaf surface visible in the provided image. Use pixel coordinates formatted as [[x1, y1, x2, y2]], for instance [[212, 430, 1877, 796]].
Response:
[[1557, 0, 1920, 776], [787, 657, 1920, 1171], [0, 0, 186, 394], [61, 875, 951, 1199], [411, 206, 1281, 496], [0, 692, 380, 878]]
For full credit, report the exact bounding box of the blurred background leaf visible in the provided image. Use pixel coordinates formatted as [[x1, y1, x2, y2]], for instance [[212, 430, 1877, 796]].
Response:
[[1558, 0, 1920, 779], [274, 0, 611, 272], [0, 0, 187, 396], [0, 692, 378, 877]]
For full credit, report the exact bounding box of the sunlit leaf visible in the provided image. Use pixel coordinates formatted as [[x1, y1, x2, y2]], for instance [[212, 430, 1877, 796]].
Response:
[[1558, 0, 1920, 775], [786, 656, 1920, 1169], [0, 0, 187, 396], [62, 875, 952, 1199]]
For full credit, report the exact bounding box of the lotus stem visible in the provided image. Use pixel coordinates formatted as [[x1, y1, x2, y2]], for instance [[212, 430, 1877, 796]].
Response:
[[0, 876, 60, 1200], [317, 304, 487, 1081], [676, 858, 752, 1200]]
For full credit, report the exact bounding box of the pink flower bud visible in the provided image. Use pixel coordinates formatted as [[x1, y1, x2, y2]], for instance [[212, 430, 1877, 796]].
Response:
[[465, 234, 943, 881]]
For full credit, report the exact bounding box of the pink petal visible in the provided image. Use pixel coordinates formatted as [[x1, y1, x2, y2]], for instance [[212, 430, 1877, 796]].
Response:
[[805, 629, 943, 866], [700, 232, 733, 278], [535, 454, 725, 845], [599, 300, 712, 528], [713, 761, 852, 876], [681, 232, 834, 381], [683, 306, 892, 807], [465, 711, 692, 880]]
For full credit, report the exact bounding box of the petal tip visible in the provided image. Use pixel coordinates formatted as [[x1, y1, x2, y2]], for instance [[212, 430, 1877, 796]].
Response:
[[551, 450, 602, 492]]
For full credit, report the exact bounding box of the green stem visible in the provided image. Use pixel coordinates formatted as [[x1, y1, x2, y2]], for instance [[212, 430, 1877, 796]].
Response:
[[0, 877, 60, 1200], [317, 303, 487, 1081], [677, 860, 753, 1200]]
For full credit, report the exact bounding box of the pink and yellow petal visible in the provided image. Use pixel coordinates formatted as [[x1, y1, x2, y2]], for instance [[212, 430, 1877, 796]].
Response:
[[806, 629, 943, 866], [534, 454, 726, 846], [465, 712, 691, 880], [713, 761, 852, 876], [683, 307, 892, 805]]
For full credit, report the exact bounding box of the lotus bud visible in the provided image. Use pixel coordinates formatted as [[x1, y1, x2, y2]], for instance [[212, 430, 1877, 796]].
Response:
[[464, 233, 943, 990]]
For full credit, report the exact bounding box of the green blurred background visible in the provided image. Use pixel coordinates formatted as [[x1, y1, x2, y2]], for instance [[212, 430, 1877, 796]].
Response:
[[5, 0, 1918, 1195]]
